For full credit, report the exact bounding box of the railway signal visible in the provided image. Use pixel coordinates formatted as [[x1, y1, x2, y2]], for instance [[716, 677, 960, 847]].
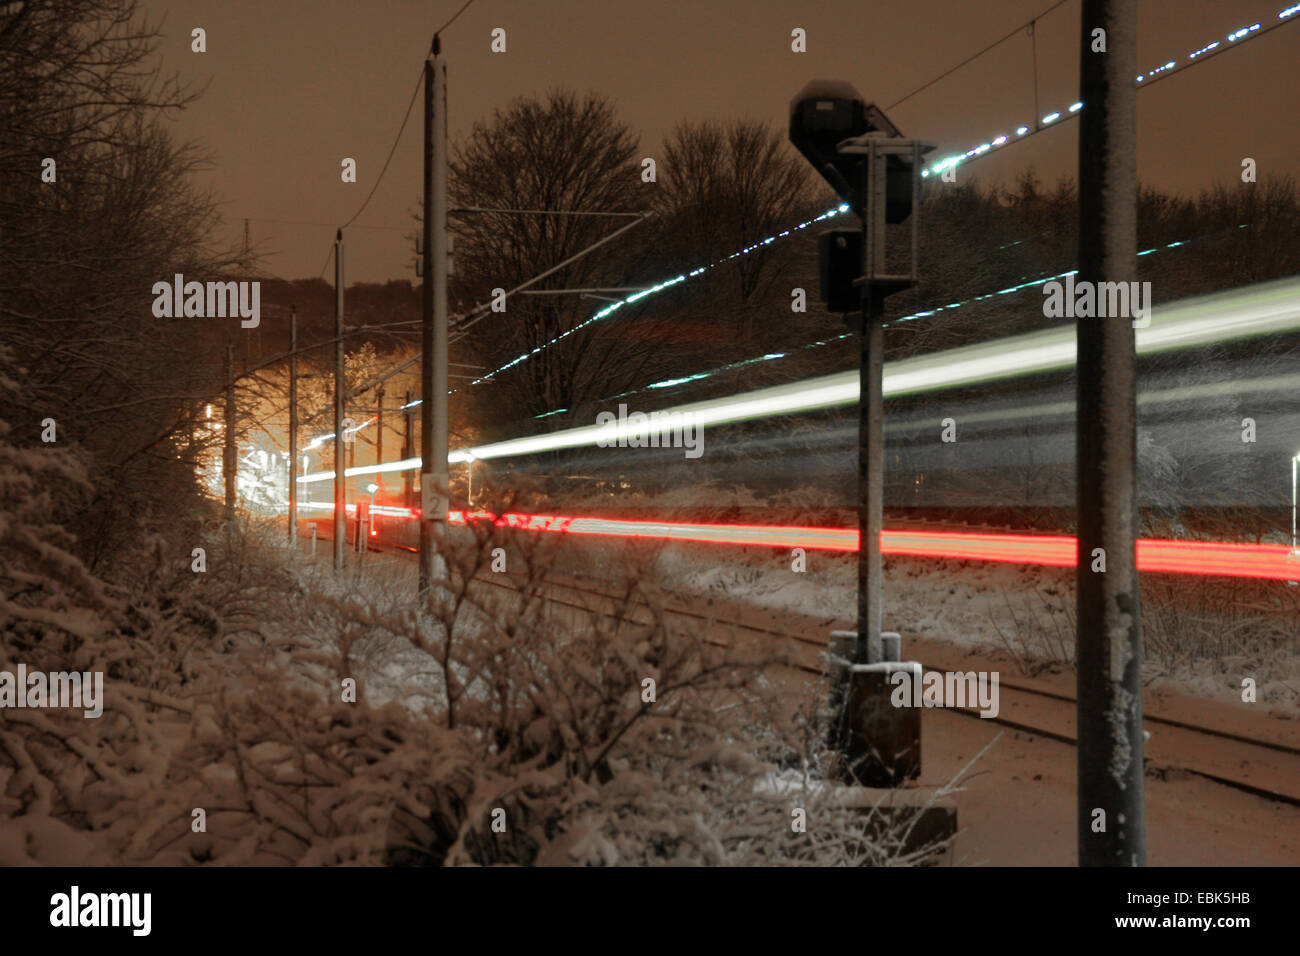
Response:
[[791, 81, 933, 786]]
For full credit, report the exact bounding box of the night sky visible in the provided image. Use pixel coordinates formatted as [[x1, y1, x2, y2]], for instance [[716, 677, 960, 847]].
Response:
[[147, 0, 1300, 282]]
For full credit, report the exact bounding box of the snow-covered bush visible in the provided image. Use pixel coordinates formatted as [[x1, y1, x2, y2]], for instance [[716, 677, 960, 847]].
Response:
[[2, 406, 946, 866]]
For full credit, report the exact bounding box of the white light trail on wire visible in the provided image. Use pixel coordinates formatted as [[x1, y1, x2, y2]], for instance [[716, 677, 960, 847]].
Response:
[[296, 275, 1300, 484], [920, 5, 1296, 180]]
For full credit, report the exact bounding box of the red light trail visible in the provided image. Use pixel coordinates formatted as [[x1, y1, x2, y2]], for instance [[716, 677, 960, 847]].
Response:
[[300, 503, 1300, 581]]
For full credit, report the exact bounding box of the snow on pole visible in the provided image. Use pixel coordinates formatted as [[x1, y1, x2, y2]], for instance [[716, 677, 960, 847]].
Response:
[[1075, 0, 1145, 867]]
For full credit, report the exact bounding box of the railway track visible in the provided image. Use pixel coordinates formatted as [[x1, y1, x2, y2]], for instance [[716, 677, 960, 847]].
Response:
[[318, 531, 1300, 808], [475, 567, 1300, 809]]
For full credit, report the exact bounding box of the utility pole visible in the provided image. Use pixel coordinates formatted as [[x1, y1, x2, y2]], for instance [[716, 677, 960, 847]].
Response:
[[1291, 454, 1298, 555], [333, 229, 346, 571], [1076, 0, 1144, 867], [288, 306, 298, 547], [419, 34, 450, 599], [376, 387, 385, 479], [403, 389, 414, 509], [224, 343, 237, 523]]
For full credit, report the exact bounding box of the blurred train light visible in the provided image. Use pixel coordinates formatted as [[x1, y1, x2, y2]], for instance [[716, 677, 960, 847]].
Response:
[[295, 277, 1300, 486], [309, 502, 1300, 582]]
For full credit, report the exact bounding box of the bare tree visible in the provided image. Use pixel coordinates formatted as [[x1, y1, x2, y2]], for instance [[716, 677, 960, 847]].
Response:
[[446, 90, 664, 429], [655, 118, 823, 315], [0, 0, 240, 562]]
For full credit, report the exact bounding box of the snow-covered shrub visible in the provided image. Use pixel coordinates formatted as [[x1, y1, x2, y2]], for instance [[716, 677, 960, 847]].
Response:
[[2, 426, 949, 865]]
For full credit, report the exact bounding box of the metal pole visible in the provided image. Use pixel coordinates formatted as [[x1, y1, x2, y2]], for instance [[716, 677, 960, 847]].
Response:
[[419, 35, 450, 599], [1291, 455, 1297, 554], [403, 389, 414, 509], [432, 40, 451, 576], [1076, 0, 1144, 867], [333, 229, 346, 571], [376, 387, 385, 477], [224, 344, 237, 523], [856, 298, 884, 663], [288, 307, 298, 547], [855, 144, 885, 665], [355, 499, 364, 553]]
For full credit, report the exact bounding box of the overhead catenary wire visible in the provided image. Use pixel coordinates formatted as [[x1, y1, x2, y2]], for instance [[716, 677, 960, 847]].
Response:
[[451, 3, 1300, 386], [312, 3, 478, 280], [922, 2, 1300, 179], [244, 218, 410, 231], [292, 212, 658, 420], [886, 0, 1070, 111], [452, 207, 644, 218], [1030, 20, 1040, 130], [304, 2, 1300, 437], [314, 8, 457, 275], [435, 0, 478, 35], [315, 66, 422, 280], [340, 68, 424, 233]]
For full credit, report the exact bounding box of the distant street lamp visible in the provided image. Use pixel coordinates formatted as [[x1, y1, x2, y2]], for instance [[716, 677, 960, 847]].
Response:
[[465, 453, 477, 506], [366, 483, 378, 542]]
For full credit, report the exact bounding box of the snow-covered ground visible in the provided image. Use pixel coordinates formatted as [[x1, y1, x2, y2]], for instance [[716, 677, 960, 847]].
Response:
[[557, 536, 1300, 716], [529, 477, 1299, 714]]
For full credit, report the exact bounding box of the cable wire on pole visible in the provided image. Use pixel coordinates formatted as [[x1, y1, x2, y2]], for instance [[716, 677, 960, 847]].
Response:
[[452, 207, 645, 217], [1030, 20, 1041, 129], [886, 0, 1070, 110], [307, 2, 1299, 428], [341, 68, 424, 231], [313, 1, 478, 287], [921, 2, 1300, 179], [436, 0, 478, 35], [243, 217, 411, 231], [317, 243, 334, 280]]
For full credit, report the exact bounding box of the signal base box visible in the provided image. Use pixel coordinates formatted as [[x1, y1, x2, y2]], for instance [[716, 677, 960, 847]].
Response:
[[841, 662, 922, 787]]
